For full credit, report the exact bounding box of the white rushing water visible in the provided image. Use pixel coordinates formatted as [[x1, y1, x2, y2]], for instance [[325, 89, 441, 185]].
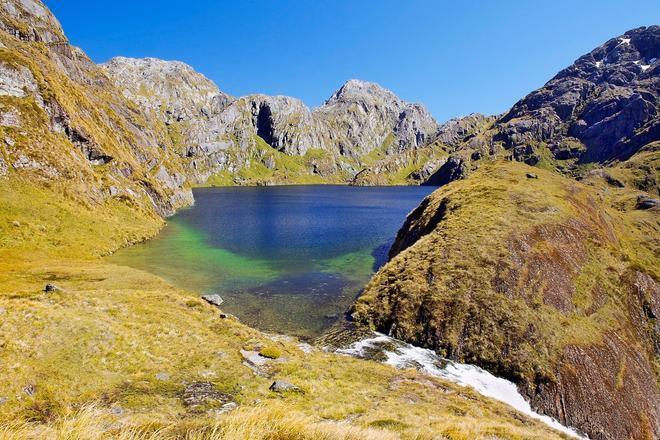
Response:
[[337, 333, 587, 439]]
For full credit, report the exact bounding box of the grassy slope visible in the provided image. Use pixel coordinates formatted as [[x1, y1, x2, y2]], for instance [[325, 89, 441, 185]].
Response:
[[353, 160, 659, 438], [0, 177, 570, 439]]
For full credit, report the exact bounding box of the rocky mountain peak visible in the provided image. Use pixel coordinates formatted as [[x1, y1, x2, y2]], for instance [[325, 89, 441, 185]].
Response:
[[554, 25, 659, 85], [325, 79, 402, 106], [0, 0, 65, 43], [494, 25, 659, 167], [102, 57, 232, 124]]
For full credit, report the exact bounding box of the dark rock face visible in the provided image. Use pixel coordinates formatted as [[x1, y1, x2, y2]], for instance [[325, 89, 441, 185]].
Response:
[[423, 156, 467, 186], [636, 195, 660, 209], [497, 26, 659, 165]]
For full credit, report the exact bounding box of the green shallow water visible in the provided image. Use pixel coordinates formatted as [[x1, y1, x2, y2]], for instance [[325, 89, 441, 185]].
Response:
[[109, 185, 434, 338]]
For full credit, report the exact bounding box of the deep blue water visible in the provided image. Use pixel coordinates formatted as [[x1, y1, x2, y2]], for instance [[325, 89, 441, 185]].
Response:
[[110, 185, 434, 337]]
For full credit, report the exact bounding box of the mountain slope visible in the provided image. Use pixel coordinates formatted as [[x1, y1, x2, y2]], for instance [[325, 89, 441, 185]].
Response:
[[354, 162, 660, 440], [102, 59, 441, 185], [422, 26, 659, 188], [353, 27, 660, 440], [0, 1, 194, 223]]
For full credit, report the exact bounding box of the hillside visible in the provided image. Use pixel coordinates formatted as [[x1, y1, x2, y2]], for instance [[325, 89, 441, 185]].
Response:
[[1, 1, 658, 439], [354, 161, 660, 440], [352, 29, 660, 440]]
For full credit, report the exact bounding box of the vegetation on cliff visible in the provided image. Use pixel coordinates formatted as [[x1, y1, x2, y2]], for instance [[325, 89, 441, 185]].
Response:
[[354, 161, 659, 440]]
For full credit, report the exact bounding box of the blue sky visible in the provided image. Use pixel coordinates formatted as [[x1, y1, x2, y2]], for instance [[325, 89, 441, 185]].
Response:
[[45, 0, 659, 122]]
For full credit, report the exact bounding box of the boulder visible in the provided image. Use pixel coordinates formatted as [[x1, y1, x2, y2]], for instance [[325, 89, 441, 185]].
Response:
[[636, 195, 660, 210], [269, 380, 302, 393], [181, 382, 233, 407], [201, 294, 224, 308]]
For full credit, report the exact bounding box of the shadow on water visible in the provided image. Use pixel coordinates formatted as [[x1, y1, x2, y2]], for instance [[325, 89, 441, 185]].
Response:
[[371, 239, 394, 272]]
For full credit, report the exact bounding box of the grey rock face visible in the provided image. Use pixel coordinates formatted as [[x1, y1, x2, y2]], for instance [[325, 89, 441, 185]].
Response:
[[102, 61, 439, 175], [497, 26, 659, 165], [434, 113, 491, 147], [101, 57, 229, 128], [0, 0, 65, 43], [316, 79, 438, 156], [0, 62, 40, 98], [240, 349, 271, 376]]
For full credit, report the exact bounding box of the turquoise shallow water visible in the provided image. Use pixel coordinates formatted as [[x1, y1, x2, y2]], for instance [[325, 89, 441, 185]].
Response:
[[109, 185, 434, 338]]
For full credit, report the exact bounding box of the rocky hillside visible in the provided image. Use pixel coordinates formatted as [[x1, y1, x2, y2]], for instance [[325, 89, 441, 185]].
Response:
[[102, 58, 440, 185], [354, 161, 660, 440], [0, 0, 195, 223], [422, 26, 660, 188], [352, 28, 660, 440]]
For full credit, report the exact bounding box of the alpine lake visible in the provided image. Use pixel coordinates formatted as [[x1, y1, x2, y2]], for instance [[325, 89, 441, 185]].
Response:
[[109, 185, 435, 339]]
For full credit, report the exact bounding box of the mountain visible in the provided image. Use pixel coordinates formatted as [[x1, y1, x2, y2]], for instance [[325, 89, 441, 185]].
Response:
[[0, 0, 194, 219], [1, 1, 658, 438], [102, 59, 440, 185], [422, 26, 660, 188], [498, 26, 658, 165], [353, 27, 660, 440]]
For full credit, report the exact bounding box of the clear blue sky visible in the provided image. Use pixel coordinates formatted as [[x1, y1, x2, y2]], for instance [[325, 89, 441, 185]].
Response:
[[45, 0, 659, 122]]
